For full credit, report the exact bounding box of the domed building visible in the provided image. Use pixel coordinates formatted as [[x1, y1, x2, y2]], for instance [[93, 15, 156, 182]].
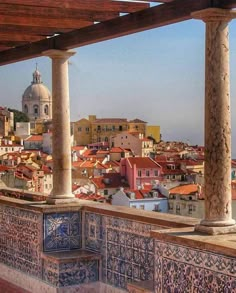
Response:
[[22, 67, 52, 122]]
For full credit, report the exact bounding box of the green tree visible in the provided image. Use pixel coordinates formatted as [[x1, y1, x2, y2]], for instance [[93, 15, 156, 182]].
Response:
[[8, 108, 29, 130]]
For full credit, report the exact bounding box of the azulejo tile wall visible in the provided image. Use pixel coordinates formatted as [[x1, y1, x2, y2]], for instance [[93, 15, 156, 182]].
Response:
[[43, 258, 99, 287], [44, 212, 82, 252], [84, 212, 162, 290], [155, 241, 236, 293], [0, 204, 42, 278]]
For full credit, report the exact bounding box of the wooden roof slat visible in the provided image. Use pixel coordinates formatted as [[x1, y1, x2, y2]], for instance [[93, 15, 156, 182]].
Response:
[[0, 24, 72, 36], [0, 15, 93, 29], [54, 0, 213, 49], [1, 0, 236, 66], [0, 4, 120, 22], [0, 0, 149, 13], [0, 33, 44, 42]]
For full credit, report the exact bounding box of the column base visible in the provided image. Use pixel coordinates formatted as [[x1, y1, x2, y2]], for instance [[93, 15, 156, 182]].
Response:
[[47, 196, 79, 205], [195, 224, 236, 235]]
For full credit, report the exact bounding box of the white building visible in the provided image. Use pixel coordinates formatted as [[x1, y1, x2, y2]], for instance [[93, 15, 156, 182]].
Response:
[[112, 188, 168, 212], [22, 67, 52, 123]]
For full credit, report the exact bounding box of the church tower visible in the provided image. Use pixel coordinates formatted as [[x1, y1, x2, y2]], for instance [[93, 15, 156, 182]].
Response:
[[22, 66, 52, 122]]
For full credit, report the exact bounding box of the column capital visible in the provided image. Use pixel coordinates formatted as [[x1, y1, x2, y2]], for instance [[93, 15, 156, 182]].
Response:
[[191, 8, 236, 22], [43, 49, 76, 59]]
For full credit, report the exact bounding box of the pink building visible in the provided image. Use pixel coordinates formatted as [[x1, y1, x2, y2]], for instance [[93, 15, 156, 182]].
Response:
[[120, 157, 161, 189]]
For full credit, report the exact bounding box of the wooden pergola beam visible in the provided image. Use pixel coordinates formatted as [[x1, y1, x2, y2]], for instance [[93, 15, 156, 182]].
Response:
[[0, 0, 235, 66], [54, 0, 213, 49], [0, 0, 149, 13]]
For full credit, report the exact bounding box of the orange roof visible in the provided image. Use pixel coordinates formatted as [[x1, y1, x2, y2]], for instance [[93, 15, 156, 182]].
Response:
[[93, 118, 127, 123], [72, 146, 86, 151], [169, 184, 199, 195], [25, 135, 43, 142], [75, 193, 105, 201], [127, 157, 161, 169], [129, 119, 147, 123], [110, 147, 127, 153], [91, 174, 129, 189]]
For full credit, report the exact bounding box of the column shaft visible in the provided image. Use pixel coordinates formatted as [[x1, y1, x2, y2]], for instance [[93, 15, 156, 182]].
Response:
[[45, 50, 75, 199], [202, 19, 234, 226], [192, 9, 236, 231]]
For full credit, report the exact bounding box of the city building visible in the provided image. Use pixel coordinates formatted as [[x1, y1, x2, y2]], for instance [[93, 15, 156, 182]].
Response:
[[0, 107, 14, 137], [112, 187, 168, 212], [146, 125, 161, 143], [120, 157, 161, 189], [22, 67, 52, 125], [111, 132, 154, 157], [168, 184, 204, 218], [73, 115, 158, 147]]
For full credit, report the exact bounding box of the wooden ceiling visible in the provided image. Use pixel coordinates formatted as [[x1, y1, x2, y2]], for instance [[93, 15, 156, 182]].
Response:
[[0, 0, 236, 66]]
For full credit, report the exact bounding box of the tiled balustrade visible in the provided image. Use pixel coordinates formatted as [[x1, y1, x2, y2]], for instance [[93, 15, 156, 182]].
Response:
[[0, 194, 235, 292]]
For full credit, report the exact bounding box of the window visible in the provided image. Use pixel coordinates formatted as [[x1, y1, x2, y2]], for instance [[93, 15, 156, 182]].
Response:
[[104, 137, 108, 142], [24, 104, 28, 113], [154, 170, 158, 176], [140, 205, 145, 210], [188, 204, 193, 214], [119, 125, 123, 131], [176, 204, 180, 214], [112, 125, 115, 131], [33, 105, 39, 115], [168, 203, 173, 210], [44, 105, 49, 115], [104, 190, 108, 195], [78, 127, 82, 132], [154, 204, 158, 210], [97, 125, 101, 131], [85, 127, 89, 133], [132, 205, 137, 208], [138, 170, 142, 177], [146, 170, 150, 177]]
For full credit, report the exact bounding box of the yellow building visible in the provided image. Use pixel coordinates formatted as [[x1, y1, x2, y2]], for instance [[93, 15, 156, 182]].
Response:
[[0, 107, 14, 137], [91, 117, 128, 144], [73, 118, 92, 146], [128, 118, 147, 134], [146, 125, 161, 143], [72, 115, 158, 147]]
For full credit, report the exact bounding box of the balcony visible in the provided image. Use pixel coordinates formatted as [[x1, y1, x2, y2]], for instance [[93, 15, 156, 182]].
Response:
[[0, 189, 235, 292]]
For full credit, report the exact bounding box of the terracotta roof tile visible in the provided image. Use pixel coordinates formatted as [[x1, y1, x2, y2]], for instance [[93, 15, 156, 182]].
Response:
[[127, 157, 161, 169], [169, 184, 199, 195]]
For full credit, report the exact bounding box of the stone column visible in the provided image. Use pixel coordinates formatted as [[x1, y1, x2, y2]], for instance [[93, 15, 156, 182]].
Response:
[[44, 50, 76, 203], [192, 9, 236, 234]]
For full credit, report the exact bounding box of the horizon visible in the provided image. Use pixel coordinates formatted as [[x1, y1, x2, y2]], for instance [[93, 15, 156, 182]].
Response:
[[1, 19, 236, 155]]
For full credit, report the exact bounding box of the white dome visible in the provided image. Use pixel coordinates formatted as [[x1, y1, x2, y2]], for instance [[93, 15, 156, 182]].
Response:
[[22, 68, 52, 121], [22, 83, 51, 102]]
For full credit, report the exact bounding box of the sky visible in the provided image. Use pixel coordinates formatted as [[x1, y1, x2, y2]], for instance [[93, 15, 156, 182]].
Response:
[[1, 19, 236, 155]]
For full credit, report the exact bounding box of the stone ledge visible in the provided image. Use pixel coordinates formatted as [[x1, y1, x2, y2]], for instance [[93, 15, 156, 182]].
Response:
[[42, 249, 101, 263], [127, 280, 154, 293], [151, 227, 236, 257], [195, 224, 236, 235]]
